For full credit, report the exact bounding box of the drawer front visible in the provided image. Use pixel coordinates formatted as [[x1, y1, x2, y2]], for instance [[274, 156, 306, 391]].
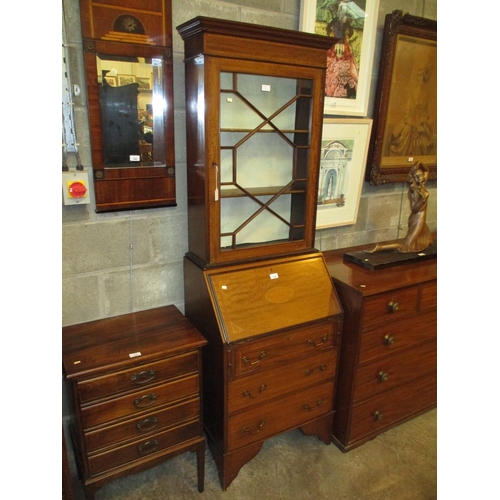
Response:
[[347, 372, 436, 444], [420, 281, 437, 311], [227, 381, 334, 451], [87, 419, 201, 476], [359, 310, 436, 363], [353, 339, 436, 402], [85, 397, 200, 452], [230, 321, 337, 378], [227, 350, 337, 414], [81, 374, 199, 429], [362, 287, 419, 327], [77, 351, 199, 403]]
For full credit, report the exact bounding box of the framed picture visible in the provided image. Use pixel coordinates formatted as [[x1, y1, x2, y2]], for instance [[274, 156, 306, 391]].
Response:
[[136, 76, 151, 90], [300, 0, 379, 117], [316, 118, 372, 229], [118, 74, 136, 86], [104, 75, 117, 87], [366, 11, 437, 185]]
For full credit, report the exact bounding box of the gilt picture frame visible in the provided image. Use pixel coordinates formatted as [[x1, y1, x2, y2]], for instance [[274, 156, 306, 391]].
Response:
[[316, 118, 372, 229], [366, 11, 437, 185], [300, 0, 380, 116]]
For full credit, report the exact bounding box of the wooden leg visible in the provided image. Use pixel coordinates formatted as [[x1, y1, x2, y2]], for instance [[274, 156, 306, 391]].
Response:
[[299, 412, 334, 445], [196, 439, 205, 493]]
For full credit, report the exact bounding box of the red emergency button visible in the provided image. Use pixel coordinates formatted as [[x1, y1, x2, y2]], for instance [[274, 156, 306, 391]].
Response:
[[68, 181, 87, 198]]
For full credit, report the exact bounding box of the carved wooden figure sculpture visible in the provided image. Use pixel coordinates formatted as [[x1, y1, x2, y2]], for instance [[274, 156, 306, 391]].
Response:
[[365, 162, 433, 254]]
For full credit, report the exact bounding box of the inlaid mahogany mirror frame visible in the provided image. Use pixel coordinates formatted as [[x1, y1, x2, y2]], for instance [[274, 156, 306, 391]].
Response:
[[366, 11, 437, 185], [79, 0, 176, 212]]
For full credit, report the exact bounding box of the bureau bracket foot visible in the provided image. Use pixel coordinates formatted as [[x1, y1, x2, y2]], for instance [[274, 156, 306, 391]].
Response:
[[299, 412, 334, 445]]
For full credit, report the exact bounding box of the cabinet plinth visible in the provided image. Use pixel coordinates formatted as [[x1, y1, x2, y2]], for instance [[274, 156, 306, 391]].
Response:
[[62, 306, 207, 499], [323, 244, 437, 452]]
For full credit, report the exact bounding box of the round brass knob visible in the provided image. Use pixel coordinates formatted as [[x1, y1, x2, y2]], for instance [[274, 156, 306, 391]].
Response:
[[374, 410, 384, 421], [378, 371, 389, 382], [384, 334, 395, 345], [388, 301, 399, 313]]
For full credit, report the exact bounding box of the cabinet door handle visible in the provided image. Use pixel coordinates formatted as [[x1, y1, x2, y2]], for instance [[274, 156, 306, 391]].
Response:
[[243, 351, 267, 365], [378, 371, 389, 382], [242, 421, 265, 435], [137, 439, 159, 455], [374, 410, 384, 421], [131, 369, 156, 385], [136, 416, 159, 432], [243, 384, 267, 399], [388, 301, 399, 313], [133, 393, 157, 408], [383, 334, 395, 345], [305, 364, 326, 375], [303, 399, 323, 411], [308, 334, 328, 347]]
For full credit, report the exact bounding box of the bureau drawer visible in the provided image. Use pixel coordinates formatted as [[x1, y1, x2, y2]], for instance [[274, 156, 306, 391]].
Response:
[[227, 381, 334, 451], [230, 321, 337, 377], [353, 339, 436, 402], [420, 281, 437, 311], [359, 310, 436, 363], [227, 350, 337, 414], [87, 419, 201, 476], [77, 351, 200, 403], [347, 372, 436, 445], [81, 374, 200, 429], [362, 286, 419, 327], [85, 397, 200, 452]]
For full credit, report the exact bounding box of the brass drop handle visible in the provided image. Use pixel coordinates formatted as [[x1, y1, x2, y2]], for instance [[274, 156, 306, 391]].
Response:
[[303, 399, 323, 411], [131, 369, 156, 385], [133, 393, 157, 408], [305, 364, 326, 375], [242, 421, 266, 435], [137, 439, 159, 455], [378, 371, 389, 382], [243, 384, 267, 399], [383, 334, 395, 345], [308, 334, 328, 347], [388, 301, 399, 313], [136, 416, 159, 432], [243, 351, 267, 366], [374, 411, 384, 421]]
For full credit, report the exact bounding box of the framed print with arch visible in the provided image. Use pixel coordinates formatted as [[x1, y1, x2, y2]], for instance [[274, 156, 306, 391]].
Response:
[[300, 0, 380, 116], [316, 118, 372, 229]]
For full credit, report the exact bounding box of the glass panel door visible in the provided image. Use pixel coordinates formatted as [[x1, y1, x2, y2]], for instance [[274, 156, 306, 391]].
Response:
[[218, 71, 313, 252]]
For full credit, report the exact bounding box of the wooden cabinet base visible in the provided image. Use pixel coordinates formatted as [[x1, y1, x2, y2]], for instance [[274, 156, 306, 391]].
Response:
[[206, 413, 333, 491]]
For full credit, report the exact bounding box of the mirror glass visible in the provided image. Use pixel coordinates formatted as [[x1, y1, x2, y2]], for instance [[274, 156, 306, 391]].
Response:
[[96, 54, 166, 168]]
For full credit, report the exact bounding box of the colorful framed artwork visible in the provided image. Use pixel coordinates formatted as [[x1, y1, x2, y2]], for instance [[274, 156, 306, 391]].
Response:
[[316, 118, 372, 229], [300, 0, 380, 116], [366, 11, 437, 185]]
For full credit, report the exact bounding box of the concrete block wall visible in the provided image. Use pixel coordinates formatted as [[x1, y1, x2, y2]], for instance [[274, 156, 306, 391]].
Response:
[[62, 0, 437, 327]]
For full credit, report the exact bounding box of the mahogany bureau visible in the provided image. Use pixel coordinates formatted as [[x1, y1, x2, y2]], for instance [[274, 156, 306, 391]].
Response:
[[323, 245, 437, 451], [62, 306, 207, 499]]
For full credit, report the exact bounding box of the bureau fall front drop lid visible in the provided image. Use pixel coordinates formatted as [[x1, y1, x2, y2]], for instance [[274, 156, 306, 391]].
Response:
[[205, 254, 341, 342]]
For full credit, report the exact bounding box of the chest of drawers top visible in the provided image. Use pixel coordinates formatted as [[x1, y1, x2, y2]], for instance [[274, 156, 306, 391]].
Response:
[[322, 246, 437, 297], [62, 306, 207, 380]]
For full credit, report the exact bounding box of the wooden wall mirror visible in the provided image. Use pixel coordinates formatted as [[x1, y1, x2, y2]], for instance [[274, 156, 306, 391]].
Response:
[[79, 0, 176, 212]]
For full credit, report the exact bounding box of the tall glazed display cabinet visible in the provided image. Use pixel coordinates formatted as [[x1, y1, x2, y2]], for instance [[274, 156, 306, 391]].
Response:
[[177, 17, 343, 490]]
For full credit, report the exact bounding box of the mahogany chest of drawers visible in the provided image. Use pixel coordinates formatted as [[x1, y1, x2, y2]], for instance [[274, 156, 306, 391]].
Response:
[[184, 252, 343, 489], [323, 245, 437, 451], [62, 306, 207, 499]]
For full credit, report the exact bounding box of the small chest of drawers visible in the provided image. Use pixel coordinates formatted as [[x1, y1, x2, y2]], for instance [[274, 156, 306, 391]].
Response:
[[62, 306, 207, 499], [323, 246, 437, 451]]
